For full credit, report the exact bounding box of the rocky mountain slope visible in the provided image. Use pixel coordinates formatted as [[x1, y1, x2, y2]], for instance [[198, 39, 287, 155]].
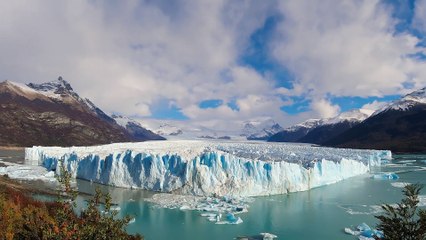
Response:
[[268, 119, 323, 142], [0, 77, 163, 147], [111, 115, 165, 141], [268, 109, 373, 144], [325, 88, 426, 152]]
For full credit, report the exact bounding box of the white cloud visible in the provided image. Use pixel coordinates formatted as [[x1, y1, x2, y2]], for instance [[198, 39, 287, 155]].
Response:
[[273, 0, 426, 99], [0, 1, 284, 122], [1, 0, 425, 130], [414, 0, 426, 32], [361, 100, 388, 111], [310, 99, 340, 118]]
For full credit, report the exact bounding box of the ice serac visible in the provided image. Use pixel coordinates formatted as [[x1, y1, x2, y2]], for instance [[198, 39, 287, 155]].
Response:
[[25, 141, 391, 197]]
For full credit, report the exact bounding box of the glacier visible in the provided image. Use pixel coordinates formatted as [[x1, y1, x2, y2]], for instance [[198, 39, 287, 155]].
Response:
[[25, 141, 391, 197]]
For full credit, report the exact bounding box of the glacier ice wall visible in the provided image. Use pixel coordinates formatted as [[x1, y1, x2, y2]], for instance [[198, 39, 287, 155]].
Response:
[[25, 141, 391, 197]]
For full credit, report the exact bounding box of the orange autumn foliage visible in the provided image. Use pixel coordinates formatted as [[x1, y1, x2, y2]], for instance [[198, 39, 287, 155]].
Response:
[[0, 179, 143, 240]]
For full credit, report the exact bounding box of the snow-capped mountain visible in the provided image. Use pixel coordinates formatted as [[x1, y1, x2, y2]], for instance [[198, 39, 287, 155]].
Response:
[[374, 87, 426, 114], [155, 123, 185, 136], [140, 121, 232, 140], [326, 87, 426, 152], [240, 119, 283, 140], [269, 109, 374, 144], [111, 115, 165, 141], [324, 108, 374, 125], [140, 118, 282, 141], [27, 76, 115, 123], [286, 118, 324, 132], [0, 77, 162, 146]]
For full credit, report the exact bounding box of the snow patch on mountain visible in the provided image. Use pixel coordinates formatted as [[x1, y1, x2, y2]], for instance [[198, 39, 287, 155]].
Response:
[[111, 114, 136, 128], [324, 109, 374, 125], [155, 123, 185, 136], [285, 109, 373, 133], [141, 118, 282, 140], [27, 77, 92, 109], [240, 119, 283, 140], [374, 87, 426, 114], [287, 119, 324, 132]]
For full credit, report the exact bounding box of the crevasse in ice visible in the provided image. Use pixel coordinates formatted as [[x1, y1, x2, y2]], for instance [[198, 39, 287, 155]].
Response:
[[25, 141, 391, 197]]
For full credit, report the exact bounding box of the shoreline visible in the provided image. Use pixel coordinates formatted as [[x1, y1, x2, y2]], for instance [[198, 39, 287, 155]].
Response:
[[0, 146, 25, 151], [0, 175, 58, 197]]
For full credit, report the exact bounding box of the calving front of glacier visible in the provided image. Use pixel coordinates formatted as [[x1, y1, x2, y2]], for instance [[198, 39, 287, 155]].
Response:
[[25, 141, 391, 197]]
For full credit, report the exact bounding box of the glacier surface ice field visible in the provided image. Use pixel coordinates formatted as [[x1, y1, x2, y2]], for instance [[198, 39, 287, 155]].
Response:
[[25, 141, 391, 197]]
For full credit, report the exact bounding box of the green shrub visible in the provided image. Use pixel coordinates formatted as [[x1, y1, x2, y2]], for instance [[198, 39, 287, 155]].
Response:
[[375, 184, 426, 240]]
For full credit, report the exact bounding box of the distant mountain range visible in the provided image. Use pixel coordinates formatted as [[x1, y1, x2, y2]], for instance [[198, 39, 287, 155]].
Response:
[[240, 119, 284, 140], [141, 118, 283, 141], [269, 109, 373, 144], [0, 77, 163, 147], [269, 87, 426, 153], [3, 76, 423, 152]]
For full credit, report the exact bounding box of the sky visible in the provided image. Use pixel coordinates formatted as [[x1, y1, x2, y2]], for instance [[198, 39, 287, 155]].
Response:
[[1, 0, 426, 130]]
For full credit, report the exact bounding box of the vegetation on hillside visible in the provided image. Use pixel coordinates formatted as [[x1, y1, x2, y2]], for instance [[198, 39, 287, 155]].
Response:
[[0, 163, 142, 240]]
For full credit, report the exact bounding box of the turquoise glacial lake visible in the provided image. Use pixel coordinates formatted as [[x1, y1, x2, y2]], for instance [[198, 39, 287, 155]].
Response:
[[72, 154, 426, 240]]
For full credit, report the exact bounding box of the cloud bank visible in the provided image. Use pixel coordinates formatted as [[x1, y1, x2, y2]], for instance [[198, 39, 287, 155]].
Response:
[[0, 0, 425, 129]]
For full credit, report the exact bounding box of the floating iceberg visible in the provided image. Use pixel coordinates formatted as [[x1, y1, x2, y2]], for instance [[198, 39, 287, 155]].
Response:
[[372, 172, 399, 180], [260, 233, 278, 240], [145, 192, 251, 224], [339, 204, 383, 215], [236, 232, 278, 240], [25, 141, 391, 197], [345, 223, 383, 239], [390, 182, 410, 188]]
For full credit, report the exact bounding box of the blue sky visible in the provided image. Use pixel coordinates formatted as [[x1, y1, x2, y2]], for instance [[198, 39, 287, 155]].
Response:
[[1, 0, 426, 129]]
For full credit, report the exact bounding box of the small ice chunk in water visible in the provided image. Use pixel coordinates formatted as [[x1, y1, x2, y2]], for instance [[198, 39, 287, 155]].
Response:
[[110, 206, 121, 211], [372, 172, 399, 180], [234, 217, 243, 224], [226, 213, 238, 223], [357, 223, 371, 232], [344, 227, 360, 236], [360, 229, 375, 238], [260, 232, 278, 239], [390, 182, 410, 188], [216, 213, 222, 222], [236, 232, 277, 240], [358, 236, 375, 240], [180, 205, 190, 210], [345, 223, 383, 239]]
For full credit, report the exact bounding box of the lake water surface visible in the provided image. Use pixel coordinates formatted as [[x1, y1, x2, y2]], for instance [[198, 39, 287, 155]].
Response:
[[75, 154, 426, 240]]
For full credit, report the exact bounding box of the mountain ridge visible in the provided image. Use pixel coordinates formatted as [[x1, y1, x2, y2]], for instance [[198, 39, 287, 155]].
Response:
[[141, 118, 283, 140], [0, 77, 163, 147], [268, 108, 373, 143], [325, 87, 426, 152]]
